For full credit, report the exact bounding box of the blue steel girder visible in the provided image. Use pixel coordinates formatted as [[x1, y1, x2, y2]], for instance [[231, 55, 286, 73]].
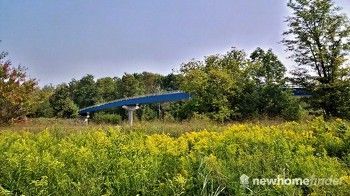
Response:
[[79, 91, 191, 115], [292, 88, 311, 97], [79, 88, 310, 115]]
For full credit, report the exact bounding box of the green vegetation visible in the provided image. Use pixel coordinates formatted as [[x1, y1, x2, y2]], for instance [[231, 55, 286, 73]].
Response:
[[1, 1, 350, 123], [0, 0, 349, 124], [0, 50, 36, 124], [179, 48, 303, 122], [92, 113, 122, 125], [283, 0, 350, 119], [0, 118, 349, 195], [0, 0, 350, 195], [2, 46, 309, 123]]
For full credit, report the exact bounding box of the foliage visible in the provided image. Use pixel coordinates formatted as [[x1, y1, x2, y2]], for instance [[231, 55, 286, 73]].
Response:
[[69, 74, 99, 108], [96, 77, 119, 102], [179, 49, 247, 122], [49, 84, 78, 118], [250, 47, 286, 84], [92, 112, 122, 124], [0, 118, 349, 195], [179, 48, 304, 122], [23, 46, 306, 122], [137, 72, 162, 94], [138, 105, 159, 121], [160, 73, 182, 91], [0, 51, 37, 124], [30, 85, 55, 118], [240, 48, 304, 120], [283, 0, 350, 118], [119, 73, 144, 98], [235, 84, 304, 120], [30, 71, 181, 120], [2, 0, 350, 124]]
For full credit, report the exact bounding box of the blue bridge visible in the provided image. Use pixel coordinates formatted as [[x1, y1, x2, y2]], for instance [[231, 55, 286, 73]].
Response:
[[79, 91, 191, 115], [292, 87, 311, 97], [79, 88, 309, 125], [79, 91, 191, 125]]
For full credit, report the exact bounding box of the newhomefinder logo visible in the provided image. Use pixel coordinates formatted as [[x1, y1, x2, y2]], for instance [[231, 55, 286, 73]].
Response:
[[240, 174, 250, 188], [240, 174, 342, 187]]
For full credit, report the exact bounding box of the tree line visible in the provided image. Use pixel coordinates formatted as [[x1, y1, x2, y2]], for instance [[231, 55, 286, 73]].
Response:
[[1, 0, 349, 124]]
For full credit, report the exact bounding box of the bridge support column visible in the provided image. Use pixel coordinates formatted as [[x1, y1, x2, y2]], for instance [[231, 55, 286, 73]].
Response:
[[122, 105, 140, 126], [84, 112, 90, 124]]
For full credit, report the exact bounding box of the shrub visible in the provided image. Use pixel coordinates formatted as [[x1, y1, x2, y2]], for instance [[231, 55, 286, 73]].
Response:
[[92, 113, 121, 124]]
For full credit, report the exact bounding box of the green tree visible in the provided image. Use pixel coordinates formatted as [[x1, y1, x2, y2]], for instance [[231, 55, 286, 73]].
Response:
[[49, 84, 78, 118], [179, 48, 304, 121], [180, 49, 245, 122], [138, 105, 159, 121], [0, 50, 37, 123], [120, 73, 144, 97], [250, 47, 286, 84], [137, 72, 162, 94], [69, 74, 98, 108], [233, 48, 303, 120], [30, 85, 55, 118], [283, 0, 350, 118], [96, 77, 118, 102], [160, 73, 182, 91]]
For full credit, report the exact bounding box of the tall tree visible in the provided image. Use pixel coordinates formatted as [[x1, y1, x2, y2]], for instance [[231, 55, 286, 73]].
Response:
[[96, 77, 118, 102], [283, 0, 350, 118], [138, 72, 162, 94], [69, 74, 98, 108], [179, 49, 246, 122], [30, 85, 55, 118], [0, 50, 37, 123], [250, 47, 286, 84], [236, 48, 302, 120], [160, 73, 182, 91], [120, 73, 144, 97], [179, 48, 304, 121], [49, 84, 78, 118]]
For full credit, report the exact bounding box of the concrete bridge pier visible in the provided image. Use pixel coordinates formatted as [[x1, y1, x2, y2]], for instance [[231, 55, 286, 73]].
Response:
[[122, 105, 140, 126]]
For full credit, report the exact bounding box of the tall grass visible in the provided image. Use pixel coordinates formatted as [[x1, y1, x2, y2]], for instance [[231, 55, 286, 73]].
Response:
[[0, 118, 349, 195]]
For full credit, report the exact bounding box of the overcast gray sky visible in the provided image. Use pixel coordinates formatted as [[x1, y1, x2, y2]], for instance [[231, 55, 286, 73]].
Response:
[[1, 0, 349, 86]]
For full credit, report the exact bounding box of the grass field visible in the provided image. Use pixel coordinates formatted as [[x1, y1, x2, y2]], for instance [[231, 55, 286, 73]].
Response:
[[0, 118, 349, 195]]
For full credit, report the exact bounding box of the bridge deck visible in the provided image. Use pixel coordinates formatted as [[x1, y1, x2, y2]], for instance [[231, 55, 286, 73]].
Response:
[[79, 91, 191, 115], [79, 88, 310, 115], [292, 88, 311, 97]]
